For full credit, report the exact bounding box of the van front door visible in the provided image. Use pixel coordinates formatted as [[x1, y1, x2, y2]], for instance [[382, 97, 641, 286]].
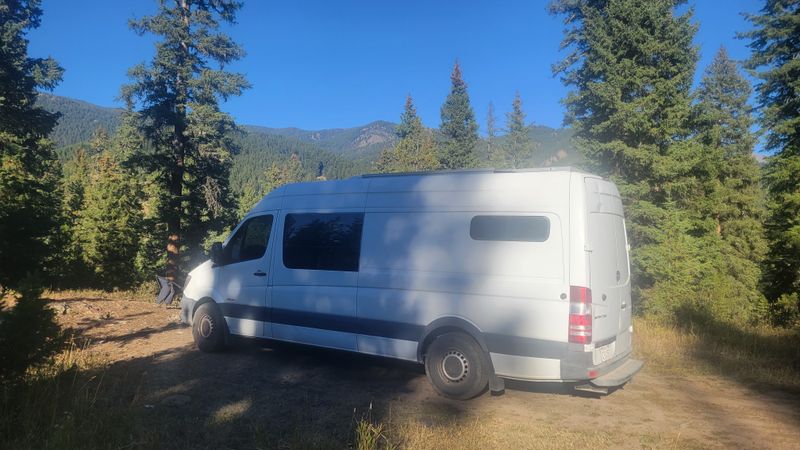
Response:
[[216, 214, 275, 338]]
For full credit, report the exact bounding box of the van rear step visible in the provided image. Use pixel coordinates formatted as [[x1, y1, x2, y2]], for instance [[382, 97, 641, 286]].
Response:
[[591, 358, 644, 388], [574, 383, 609, 395]]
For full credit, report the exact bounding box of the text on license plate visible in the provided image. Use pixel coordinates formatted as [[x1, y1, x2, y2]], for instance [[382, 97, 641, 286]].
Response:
[[593, 341, 616, 365]]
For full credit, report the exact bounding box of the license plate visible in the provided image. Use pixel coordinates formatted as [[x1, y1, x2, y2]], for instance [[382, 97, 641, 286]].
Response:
[[593, 341, 616, 366]]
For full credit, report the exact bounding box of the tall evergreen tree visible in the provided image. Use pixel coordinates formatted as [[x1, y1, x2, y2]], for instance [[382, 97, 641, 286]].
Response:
[[75, 153, 143, 289], [0, 0, 64, 291], [502, 91, 534, 169], [695, 47, 768, 321], [0, 0, 64, 381], [109, 112, 170, 285], [741, 0, 800, 324], [551, 0, 707, 316], [377, 95, 439, 173], [439, 61, 479, 169], [121, 0, 250, 281], [58, 140, 96, 286], [486, 101, 497, 163]]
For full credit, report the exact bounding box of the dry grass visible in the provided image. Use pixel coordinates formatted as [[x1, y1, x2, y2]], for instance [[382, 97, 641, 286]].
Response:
[[43, 287, 154, 303], [0, 340, 139, 450], [634, 315, 800, 393], [391, 418, 620, 449]]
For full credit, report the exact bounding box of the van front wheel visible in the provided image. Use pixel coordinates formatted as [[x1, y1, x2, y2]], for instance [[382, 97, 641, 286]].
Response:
[[192, 302, 227, 352], [424, 332, 489, 400]]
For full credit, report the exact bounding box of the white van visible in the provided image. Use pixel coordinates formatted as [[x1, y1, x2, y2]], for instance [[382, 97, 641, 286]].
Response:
[[180, 167, 643, 399]]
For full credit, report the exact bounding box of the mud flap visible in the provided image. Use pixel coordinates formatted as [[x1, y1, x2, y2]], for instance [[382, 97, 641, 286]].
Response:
[[489, 374, 505, 396], [486, 350, 505, 396]]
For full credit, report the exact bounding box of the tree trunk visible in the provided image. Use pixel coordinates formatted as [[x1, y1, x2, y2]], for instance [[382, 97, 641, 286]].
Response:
[[165, 0, 191, 283], [165, 153, 184, 282]]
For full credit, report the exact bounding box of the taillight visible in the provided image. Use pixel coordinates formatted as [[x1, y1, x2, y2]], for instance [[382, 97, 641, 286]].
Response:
[[569, 285, 592, 344]]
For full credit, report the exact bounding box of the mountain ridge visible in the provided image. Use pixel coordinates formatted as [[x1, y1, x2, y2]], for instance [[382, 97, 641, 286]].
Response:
[[36, 93, 579, 167]]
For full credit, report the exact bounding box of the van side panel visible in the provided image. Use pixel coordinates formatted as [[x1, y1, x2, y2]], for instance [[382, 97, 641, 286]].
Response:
[[358, 172, 573, 379]]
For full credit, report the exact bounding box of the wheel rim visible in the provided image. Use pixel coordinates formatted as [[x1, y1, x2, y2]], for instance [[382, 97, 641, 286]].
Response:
[[441, 350, 469, 382], [198, 314, 214, 338]]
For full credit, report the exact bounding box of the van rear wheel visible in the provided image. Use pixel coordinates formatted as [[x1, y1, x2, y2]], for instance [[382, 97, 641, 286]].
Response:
[[424, 332, 489, 400], [192, 302, 227, 352]]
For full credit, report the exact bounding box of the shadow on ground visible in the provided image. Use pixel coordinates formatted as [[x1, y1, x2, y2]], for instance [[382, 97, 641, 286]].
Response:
[[100, 336, 437, 448], [673, 304, 800, 395], [36, 328, 606, 449]]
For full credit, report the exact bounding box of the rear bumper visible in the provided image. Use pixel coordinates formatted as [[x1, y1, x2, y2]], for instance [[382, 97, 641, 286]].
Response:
[[590, 358, 643, 387], [560, 342, 643, 386]]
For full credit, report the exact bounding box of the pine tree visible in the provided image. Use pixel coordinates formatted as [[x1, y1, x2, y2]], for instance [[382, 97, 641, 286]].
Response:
[[486, 101, 497, 164], [377, 95, 439, 173], [75, 153, 143, 289], [502, 91, 534, 169], [695, 47, 768, 322], [121, 0, 250, 281], [111, 112, 168, 285], [0, 0, 64, 292], [742, 0, 800, 325], [0, 0, 65, 382], [439, 61, 479, 169], [59, 146, 92, 285], [551, 0, 708, 316], [396, 94, 420, 140]]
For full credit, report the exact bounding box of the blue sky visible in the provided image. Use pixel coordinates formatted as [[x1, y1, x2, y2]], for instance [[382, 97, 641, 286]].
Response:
[[28, 0, 762, 132]]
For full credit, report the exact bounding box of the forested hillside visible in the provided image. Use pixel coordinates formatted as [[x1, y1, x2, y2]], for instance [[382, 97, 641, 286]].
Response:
[[243, 121, 398, 160], [40, 94, 579, 167], [230, 131, 369, 193], [36, 93, 123, 147]]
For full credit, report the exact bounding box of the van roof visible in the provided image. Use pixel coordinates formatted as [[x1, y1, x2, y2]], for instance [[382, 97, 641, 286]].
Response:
[[249, 166, 600, 213], [359, 166, 591, 179]]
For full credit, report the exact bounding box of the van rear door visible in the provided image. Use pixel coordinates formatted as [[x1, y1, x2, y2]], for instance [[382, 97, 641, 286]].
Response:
[[584, 178, 631, 364]]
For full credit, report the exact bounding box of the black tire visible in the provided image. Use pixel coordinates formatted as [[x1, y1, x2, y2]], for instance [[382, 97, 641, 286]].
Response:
[[192, 302, 227, 352], [424, 332, 490, 400]]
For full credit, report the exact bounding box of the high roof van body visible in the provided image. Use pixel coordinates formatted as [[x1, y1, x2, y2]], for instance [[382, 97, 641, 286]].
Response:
[[181, 168, 643, 399]]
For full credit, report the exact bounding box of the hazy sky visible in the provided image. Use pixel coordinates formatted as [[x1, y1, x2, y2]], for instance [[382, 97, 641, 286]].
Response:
[[28, 0, 762, 132]]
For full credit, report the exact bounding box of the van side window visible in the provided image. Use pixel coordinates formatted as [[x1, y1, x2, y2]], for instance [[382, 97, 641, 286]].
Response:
[[283, 213, 364, 271], [470, 215, 550, 242], [223, 215, 274, 264]]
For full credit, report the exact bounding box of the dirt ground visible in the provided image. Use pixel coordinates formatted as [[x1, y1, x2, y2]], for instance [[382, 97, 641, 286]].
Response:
[[49, 295, 800, 449]]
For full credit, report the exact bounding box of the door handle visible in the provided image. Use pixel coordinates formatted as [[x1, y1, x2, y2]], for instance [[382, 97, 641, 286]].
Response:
[[253, 270, 266, 277]]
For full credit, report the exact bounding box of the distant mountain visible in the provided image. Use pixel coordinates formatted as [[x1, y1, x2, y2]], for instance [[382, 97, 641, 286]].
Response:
[[37, 93, 581, 170], [36, 94, 398, 159], [36, 93, 124, 148], [244, 121, 398, 159]]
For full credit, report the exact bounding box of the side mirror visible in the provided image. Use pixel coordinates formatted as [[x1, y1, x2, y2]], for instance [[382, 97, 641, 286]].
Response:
[[209, 242, 224, 265]]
